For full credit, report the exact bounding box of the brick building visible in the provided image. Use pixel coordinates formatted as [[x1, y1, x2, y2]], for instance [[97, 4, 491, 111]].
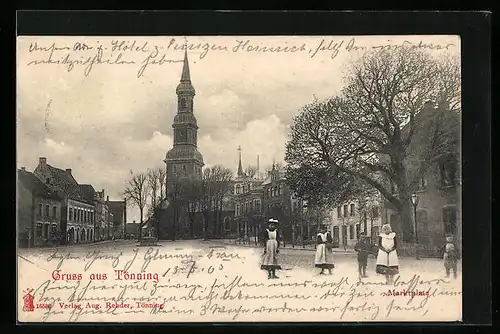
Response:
[[233, 153, 264, 242], [262, 164, 305, 243], [33, 157, 96, 245], [17, 168, 63, 247]]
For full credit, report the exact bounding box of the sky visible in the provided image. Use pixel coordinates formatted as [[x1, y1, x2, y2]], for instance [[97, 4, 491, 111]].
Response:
[[16, 35, 460, 222]]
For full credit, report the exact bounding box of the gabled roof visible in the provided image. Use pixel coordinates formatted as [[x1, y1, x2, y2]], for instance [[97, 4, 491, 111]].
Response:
[[18, 169, 60, 200], [79, 184, 96, 203], [45, 165, 92, 204]]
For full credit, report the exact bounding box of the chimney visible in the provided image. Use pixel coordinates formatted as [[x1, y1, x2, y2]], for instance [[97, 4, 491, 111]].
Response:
[[107, 195, 109, 202], [65, 169, 72, 175], [133, 220, 136, 224], [21, 167, 26, 171], [39, 157, 47, 168]]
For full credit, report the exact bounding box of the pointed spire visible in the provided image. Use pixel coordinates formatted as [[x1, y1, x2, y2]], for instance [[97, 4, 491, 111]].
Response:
[[257, 155, 260, 180], [180, 49, 191, 82], [237, 145, 244, 177]]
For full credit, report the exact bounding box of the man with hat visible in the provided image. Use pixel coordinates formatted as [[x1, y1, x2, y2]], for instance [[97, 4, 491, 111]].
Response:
[[261, 218, 282, 279]]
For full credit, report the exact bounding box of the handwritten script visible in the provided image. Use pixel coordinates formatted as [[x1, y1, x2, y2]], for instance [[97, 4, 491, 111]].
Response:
[[18, 246, 462, 322], [21, 38, 456, 78]]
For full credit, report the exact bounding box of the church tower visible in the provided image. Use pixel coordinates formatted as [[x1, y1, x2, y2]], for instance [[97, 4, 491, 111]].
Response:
[[164, 50, 204, 193]]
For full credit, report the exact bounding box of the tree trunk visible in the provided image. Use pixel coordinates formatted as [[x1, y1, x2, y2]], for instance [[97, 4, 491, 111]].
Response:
[[393, 154, 414, 242], [139, 208, 143, 241], [203, 211, 209, 240], [156, 219, 161, 241], [172, 202, 177, 241]]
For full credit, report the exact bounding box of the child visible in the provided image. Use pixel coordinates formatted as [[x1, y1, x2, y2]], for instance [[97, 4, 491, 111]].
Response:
[[354, 233, 370, 279], [314, 225, 335, 275], [375, 224, 399, 285], [443, 235, 458, 279], [261, 218, 282, 279]]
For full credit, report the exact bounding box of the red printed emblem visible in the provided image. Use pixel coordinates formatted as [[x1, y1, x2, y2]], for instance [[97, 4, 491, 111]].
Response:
[[22, 288, 35, 312]]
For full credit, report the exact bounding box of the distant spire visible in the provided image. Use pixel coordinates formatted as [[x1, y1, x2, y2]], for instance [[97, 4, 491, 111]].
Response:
[[180, 49, 191, 83], [257, 155, 260, 180], [237, 145, 244, 177]]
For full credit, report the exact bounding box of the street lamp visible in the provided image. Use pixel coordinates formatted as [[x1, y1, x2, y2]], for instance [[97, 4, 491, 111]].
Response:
[[411, 193, 420, 260]]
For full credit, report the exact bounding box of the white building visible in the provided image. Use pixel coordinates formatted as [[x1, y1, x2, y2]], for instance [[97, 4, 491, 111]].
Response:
[[328, 194, 385, 248]]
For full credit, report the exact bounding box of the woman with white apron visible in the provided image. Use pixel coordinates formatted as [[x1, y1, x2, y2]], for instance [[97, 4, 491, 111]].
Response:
[[314, 225, 335, 275], [376, 224, 399, 285], [261, 219, 282, 279]]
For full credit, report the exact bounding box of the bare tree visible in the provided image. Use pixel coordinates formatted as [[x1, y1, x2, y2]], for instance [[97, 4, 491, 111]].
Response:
[[245, 165, 258, 179], [158, 168, 167, 200], [199, 165, 233, 239], [123, 171, 149, 241], [180, 179, 202, 238], [286, 47, 460, 241]]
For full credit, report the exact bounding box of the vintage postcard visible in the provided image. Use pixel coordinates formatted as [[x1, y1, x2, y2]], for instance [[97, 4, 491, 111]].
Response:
[[17, 35, 462, 322]]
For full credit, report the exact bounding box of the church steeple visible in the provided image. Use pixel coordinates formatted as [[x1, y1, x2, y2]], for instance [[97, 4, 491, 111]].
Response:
[[165, 49, 204, 193], [180, 50, 191, 82], [176, 50, 195, 103]]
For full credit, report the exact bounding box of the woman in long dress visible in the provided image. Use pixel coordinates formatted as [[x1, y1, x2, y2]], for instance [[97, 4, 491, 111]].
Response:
[[376, 224, 399, 285], [314, 225, 335, 275], [261, 219, 281, 279]]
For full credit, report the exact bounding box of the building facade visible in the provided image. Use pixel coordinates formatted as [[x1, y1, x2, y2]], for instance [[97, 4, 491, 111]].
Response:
[[18, 168, 63, 247], [65, 198, 96, 244], [329, 195, 384, 249], [33, 157, 96, 245], [94, 190, 107, 241], [233, 166, 264, 242], [107, 197, 127, 239], [262, 164, 305, 243]]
